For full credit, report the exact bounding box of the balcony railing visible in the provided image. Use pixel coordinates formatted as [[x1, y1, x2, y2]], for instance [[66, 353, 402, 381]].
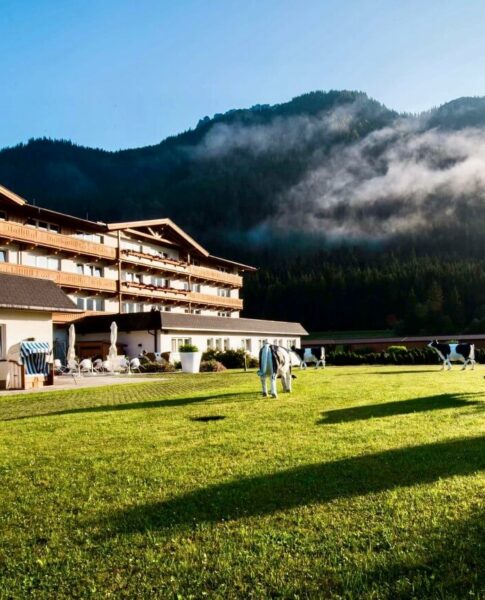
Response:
[[121, 281, 189, 302], [188, 291, 243, 310], [0, 262, 117, 292], [0, 221, 116, 260], [188, 264, 242, 287], [121, 249, 188, 275]]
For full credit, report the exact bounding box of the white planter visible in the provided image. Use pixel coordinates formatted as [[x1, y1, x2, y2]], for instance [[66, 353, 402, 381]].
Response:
[[180, 351, 202, 373]]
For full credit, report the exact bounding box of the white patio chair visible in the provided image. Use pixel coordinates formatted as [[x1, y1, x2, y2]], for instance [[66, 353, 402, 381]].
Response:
[[130, 358, 141, 373], [119, 358, 130, 373], [66, 359, 80, 375], [93, 358, 104, 373], [79, 358, 94, 375], [54, 358, 67, 375], [102, 360, 113, 373]]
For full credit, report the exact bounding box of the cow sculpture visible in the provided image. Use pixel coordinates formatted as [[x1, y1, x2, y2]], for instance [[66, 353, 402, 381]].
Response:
[[291, 345, 325, 369], [258, 342, 294, 398], [428, 340, 476, 370]]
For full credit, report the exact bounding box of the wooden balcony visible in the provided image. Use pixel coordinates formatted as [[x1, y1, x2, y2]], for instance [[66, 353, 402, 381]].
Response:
[[121, 281, 189, 302], [121, 249, 188, 275], [0, 221, 116, 260], [53, 310, 112, 324], [0, 262, 117, 292], [188, 291, 243, 310], [188, 264, 242, 287]]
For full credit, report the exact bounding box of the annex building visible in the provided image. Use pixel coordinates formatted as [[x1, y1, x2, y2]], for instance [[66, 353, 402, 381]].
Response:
[[0, 185, 306, 364]]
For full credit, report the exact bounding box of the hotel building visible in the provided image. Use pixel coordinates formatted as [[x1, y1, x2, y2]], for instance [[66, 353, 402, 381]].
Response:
[[0, 185, 306, 362]]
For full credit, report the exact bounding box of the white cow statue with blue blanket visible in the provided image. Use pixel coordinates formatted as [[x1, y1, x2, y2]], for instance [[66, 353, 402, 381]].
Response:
[[258, 342, 294, 398]]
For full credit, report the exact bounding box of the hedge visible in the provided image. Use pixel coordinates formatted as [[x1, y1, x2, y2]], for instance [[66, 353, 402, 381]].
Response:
[[326, 347, 484, 366]]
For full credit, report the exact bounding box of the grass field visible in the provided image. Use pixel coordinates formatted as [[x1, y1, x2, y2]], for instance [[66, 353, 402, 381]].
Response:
[[0, 366, 484, 599]]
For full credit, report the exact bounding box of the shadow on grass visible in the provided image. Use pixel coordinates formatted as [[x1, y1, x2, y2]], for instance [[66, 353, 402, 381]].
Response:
[[190, 415, 226, 422], [1, 392, 256, 421], [103, 435, 484, 533], [318, 393, 483, 424]]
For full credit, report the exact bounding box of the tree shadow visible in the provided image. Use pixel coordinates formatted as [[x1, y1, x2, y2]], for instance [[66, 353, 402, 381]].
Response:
[[318, 393, 483, 424], [1, 392, 256, 422], [101, 435, 484, 534]]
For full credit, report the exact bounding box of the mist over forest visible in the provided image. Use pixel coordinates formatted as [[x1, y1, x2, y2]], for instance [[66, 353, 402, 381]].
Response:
[[3, 90, 485, 333]]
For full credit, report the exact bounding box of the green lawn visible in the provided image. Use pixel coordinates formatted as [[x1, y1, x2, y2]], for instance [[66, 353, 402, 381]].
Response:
[[0, 367, 484, 599]]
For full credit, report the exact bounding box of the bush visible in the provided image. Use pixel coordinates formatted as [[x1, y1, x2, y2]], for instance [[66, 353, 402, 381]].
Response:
[[200, 360, 227, 372], [387, 346, 407, 353], [326, 347, 440, 366], [139, 360, 176, 373], [202, 348, 258, 369], [179, 344, 199, 353]]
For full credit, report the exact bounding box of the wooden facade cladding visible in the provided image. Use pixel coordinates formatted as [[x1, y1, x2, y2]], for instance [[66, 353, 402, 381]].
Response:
[[53, 309, 113, 324], [120, 281, 188, 302], [0, 262, 117, 292], [121, 251, 188, 276], [0, 221, 117, 260], [187, 291, 243, 310], [188, 264, 242, 287], [120, 281, 243, 310]]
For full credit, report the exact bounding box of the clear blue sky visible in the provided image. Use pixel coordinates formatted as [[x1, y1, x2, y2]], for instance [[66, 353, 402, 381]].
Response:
[[2, 0, 485, 151]]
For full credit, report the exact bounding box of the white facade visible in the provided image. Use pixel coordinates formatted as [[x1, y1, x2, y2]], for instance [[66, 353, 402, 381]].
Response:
[[76, 328, 301, 359]]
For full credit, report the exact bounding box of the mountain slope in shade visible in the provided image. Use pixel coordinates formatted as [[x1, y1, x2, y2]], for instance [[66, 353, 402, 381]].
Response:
[[1, 90, 485, 264]]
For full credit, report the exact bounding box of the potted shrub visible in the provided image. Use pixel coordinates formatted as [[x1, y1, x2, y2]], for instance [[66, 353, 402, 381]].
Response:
[[179, 344, 202, 373]]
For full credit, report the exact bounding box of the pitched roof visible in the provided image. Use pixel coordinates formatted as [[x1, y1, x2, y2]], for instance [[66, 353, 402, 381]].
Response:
[[160, 313, 307, 335], [107, 218, 209, 256], [0, 185, 27, 206], [0, 273, 80, 312], [76, 311, 307, 336]]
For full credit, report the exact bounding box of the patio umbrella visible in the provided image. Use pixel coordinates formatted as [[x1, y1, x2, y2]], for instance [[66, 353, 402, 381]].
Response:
[[66, 324, 76, 363], [108, 321, 118, 359]]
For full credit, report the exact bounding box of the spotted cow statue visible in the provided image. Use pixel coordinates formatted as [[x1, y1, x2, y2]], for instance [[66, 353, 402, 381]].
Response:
[[258, 342, 294, 398], [428, 340, 476, 370]]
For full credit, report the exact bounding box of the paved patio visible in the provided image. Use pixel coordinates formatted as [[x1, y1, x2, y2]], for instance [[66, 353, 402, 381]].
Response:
[[0, 374, 166, 395]]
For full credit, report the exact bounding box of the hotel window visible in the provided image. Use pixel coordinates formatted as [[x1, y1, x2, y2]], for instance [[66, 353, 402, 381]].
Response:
[[171, 338, 191, 352], [47, 257, 60, 270], [152, 276, 170, 288], [0, 211, 7, 221], [242, 339, 252, 352], [76, 231, 103, 244], [207, 338, 214, 350], [217, 311, 230, 317], [192, 309, 201, 315], [77, 297, 104, 311], [25, 255, 59, 270], [215, 338, 223, 351], [0, 249, 7, 263], [191, 283, 201, 293], [217, 266, 229, 273], [77, 263, 103, 277], [217, 288, 231, 297], [26, 218, 60, 233], [123, 301, 142, 313], [224, 338, 230, 351], [124, 272, 141, 283]]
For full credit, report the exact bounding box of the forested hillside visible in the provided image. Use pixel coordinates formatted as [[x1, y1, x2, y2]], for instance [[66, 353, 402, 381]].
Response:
[[3, 90, 485, 333]]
